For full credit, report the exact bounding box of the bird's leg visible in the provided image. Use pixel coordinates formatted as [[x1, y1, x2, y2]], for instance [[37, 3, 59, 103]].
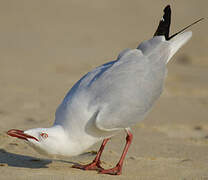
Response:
[[72, 138, 110, 170], [99, 130, 133, 175]]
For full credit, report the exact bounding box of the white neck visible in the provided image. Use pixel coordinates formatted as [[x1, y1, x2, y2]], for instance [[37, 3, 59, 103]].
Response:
[[48, 125, 101, 156]]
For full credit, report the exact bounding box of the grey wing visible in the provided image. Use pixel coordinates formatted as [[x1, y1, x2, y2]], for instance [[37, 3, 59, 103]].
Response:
[[90, 48, 167, 131], [54, 49, 130, 125]]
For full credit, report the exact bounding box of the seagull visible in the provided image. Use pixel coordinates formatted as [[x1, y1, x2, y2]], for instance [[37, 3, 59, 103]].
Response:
[[7, 5, 203, 175]]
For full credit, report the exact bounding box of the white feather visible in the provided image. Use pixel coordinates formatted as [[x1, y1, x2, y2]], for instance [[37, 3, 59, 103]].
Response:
[[167, 31, 192, 63]]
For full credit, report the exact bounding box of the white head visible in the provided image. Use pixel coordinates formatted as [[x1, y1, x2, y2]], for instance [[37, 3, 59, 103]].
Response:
[[7, 125, 75, 156]]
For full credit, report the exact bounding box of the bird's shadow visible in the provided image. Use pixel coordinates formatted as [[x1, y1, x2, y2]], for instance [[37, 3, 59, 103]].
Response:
[[0, 148, 80, 169], [0, 148, 51, 168]]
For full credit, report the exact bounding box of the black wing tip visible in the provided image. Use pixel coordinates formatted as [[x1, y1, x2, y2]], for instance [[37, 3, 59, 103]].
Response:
[[153, 5, 171, 40], [153, 5, 204, 41], [164, 5, 171, 12]]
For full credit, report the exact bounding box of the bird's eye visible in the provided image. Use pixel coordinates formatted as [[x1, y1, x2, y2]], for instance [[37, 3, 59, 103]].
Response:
[[40, 133, 48, 139]]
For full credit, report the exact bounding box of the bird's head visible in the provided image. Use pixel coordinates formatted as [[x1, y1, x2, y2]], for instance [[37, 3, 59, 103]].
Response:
[[7, 126, 68, 156]]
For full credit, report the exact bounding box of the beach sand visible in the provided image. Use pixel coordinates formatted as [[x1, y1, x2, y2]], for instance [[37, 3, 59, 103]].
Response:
[[0, 0, 207, 179]]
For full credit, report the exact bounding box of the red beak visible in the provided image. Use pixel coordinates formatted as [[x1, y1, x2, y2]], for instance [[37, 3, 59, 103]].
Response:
[[7, 129, 39, 142]]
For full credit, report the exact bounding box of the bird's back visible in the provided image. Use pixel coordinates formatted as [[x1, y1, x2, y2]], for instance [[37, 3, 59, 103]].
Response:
[[54, 38, 170, 133], [91, 43, 168, 131]]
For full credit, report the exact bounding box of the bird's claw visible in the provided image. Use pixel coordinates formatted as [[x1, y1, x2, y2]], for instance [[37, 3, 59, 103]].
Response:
[[72, 162, 103, 171], [98, 165, 122, 175]]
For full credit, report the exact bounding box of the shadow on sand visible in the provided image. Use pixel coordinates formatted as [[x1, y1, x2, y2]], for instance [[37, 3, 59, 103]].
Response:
[[0, 148, 52, 168], [0, 148, 94, 169]]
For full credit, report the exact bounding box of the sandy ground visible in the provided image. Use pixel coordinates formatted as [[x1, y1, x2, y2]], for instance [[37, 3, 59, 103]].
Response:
[[0, 0, 208, 179]]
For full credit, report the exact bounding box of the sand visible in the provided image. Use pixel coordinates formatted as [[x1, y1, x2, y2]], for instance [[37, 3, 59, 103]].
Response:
[[0, 0, 207, 179]]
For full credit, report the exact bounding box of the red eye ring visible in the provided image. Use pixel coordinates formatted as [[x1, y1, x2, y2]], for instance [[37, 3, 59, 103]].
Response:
[[40, 133, 48, 139]]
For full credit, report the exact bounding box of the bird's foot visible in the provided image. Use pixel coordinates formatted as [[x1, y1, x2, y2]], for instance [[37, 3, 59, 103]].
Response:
[[72, 161, 103, 171], [98, 165, 122, 175]]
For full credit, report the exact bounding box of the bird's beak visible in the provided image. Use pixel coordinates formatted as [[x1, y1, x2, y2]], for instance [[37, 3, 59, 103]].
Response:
[[7, 129, 39, 142]]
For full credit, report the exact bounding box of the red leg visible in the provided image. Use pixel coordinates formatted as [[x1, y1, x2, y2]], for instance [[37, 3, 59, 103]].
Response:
[[99, 130, 133, 175], [72, 138, 110, 170]]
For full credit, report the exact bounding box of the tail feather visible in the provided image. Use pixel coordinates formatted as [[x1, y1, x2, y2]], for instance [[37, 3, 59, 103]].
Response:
[[167, 31, 192, 63], [139, 5, 203, 64], [168, 18, 204, 40]]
